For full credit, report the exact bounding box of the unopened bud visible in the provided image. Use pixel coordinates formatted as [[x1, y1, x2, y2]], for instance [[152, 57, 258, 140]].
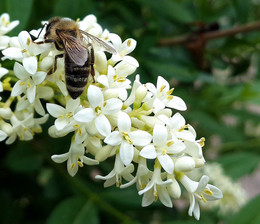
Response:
[[133, 85, 147, 109], [167, 174, 181, 199], [175, 156, 195, 172], [0, 108, 12, 119], [95, 145, 114, 162]]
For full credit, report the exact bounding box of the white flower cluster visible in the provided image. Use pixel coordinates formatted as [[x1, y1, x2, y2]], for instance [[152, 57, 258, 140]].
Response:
[[0, 13, 223, 220]]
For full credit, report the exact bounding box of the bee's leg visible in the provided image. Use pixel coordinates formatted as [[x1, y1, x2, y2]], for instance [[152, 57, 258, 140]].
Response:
[[48, 53, 64, 75], [89, 45, 95, 82], [34, 39, 63, 51]]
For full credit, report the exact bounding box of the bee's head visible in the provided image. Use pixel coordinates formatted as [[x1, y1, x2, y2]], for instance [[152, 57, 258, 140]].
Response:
[[44, 17, 61, 39]]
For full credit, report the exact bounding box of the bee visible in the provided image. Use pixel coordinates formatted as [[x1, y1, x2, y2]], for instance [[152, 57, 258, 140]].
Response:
[[36, 17, 116, 99]]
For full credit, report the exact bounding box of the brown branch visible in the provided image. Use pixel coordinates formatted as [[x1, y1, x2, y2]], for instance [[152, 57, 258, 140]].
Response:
[[158, 21, 260, 46]]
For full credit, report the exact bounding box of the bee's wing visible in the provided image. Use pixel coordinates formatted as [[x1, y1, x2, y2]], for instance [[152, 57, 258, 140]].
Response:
[[80, 30, 116, 54], [57, 30, 88, 66]]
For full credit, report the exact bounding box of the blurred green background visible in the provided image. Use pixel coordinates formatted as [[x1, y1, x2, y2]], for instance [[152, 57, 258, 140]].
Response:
[[1, 0, 260, 223]]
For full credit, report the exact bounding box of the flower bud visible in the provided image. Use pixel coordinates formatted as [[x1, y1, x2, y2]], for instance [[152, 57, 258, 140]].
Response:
[[140, 115, 163, 129], [95, 145, 114, 162], [1, 122, 12, 135], [94, 51, 107, 73], [0, 107, 12, 119], [39, 56, 53, 71], [194, 158, 205, 168], [175, 156, 195, 172], [133, 85, 147, 109], [167, 174, 181, 199]]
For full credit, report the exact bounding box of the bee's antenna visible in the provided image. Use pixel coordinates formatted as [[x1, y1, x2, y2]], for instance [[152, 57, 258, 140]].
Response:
[[36, 23, 47, 39]]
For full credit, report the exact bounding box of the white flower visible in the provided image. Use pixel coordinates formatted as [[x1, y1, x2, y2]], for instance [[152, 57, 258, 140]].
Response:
[[2, 31, 50, 69], [138, 160, 173, 207], [5, 113, 34, 144], [0, 13, 19, 35], [0, 130, 8, 141], [109, 33, 139, 67], [140, 123, 185, 174], [0, 66, 9, 92], [120, 157, 152, 190], [47, 98, 81, 131], [73, 85, 123, 137], [95, 153, 135, 187], [104, 112, 152, 165], [180, 175, 223, 220], [51, 139, 99, 177], [11, 62, 46, 103], [97, 64, 132, 101], [145, 76, 187, 113]]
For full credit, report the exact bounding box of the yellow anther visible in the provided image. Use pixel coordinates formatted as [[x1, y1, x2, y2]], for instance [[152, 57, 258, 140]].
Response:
[[73, 124, 80, 128], [162, 148, 167, 155], [166, 95, 173, 100], [27, 81, 31, 88], [153, 190, 158, 201], [121, 131, 133, 144], [71, 162, 75, 170], [77, 161, 83, 167], [65, 112, 72, 118], [179, 125, 189, 132], [127, 39, 131, 47], [19, 134, 24, 141], [113, 74, 117, 80], [78, 128, 82, 135], [141, 182, 146, 190], [120, 49, 127, 57], [160, 85, 166, 92], [103, 101, 107, 107], [21, 49, 27, 53], [95, 106, 102, 116], [166, 88, 174, 95], [26, 37, 31, 46], [58, 115, 64, 119], [166, 141, 174, 147], [19, 81, 25, 86], [204, 189, 213, 196], [199, 137, 205, 147], [200, 193, 207, 203], [117, 77, 126, 82]]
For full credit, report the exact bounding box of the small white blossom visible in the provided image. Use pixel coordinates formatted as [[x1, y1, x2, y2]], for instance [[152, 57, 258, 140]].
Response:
[[105, 112, 152, 165], [95, 153, 134, 187], [52, 139, 99, 176], [140, 123, 185, 174], [0, 66, 9, 92], [146, 76, 187, 113], [138, 160, 173, 207], [180, 175, 223, 220], [47, 98, 81, 131], [0, 13, 19, 35], [74, 85, 123, 137]]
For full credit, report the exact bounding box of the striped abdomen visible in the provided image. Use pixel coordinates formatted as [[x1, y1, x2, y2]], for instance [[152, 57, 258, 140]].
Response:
[[65, 53, 91, 99]]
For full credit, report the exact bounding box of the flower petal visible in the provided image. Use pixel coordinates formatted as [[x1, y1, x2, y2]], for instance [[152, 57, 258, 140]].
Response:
[[73, 108, 95, 123], [102, 98, 122, 114], [158, 186, 173, 208], [95, 114, 111, 137], [129, 130, 152, 146], [104, 131, 122, 146], [14, 62, 30, 80], [158, 154, 174, 174], [23, 56, 37, 74], [32, 71, 47, 85], [11, 80, 26, 96], [46, 103, 66, 118], [153, 123, 167, 146], [27, 85, 36, 103], [87, 85, 103, 108], [55, 117, 69, 130], [139, 145, 156, 159], [120, 141, 133, 165], [166, 96, 187, 111], [118, 112, 131, 132]]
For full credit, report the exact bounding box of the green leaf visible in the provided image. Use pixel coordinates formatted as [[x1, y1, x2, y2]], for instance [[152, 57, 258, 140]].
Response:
[[4, 142, 43, 173], [5, 0, 34, 33], [47, 197, 99, 224], [229, 194, 260, 224], [217, 152, 260, 180]]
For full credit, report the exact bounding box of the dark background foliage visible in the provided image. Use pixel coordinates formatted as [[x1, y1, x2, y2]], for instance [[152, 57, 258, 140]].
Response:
[[1, 0, 260, 223]]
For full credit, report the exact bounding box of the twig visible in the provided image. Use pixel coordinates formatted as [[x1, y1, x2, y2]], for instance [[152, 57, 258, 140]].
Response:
[[158, 21, 260, 46]]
